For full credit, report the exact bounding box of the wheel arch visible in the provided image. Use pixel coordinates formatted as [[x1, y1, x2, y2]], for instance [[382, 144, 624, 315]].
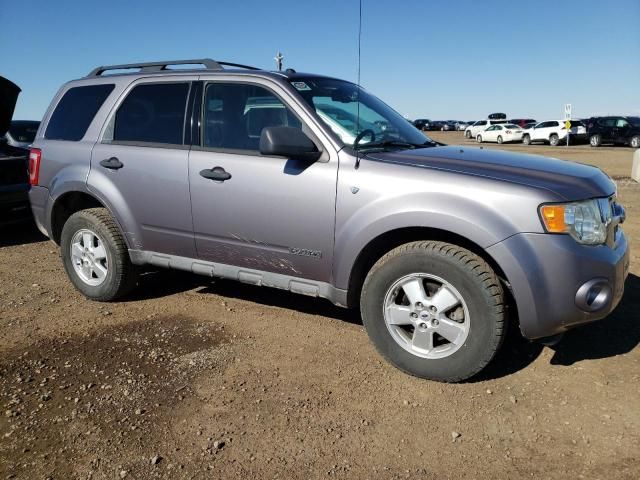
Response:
[[344, 227, 516, 319], [50, 191, 107, 244]]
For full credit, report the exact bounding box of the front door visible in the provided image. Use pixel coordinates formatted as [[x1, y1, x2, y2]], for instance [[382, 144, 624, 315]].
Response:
[[188, 80, 338, 282], [89, 79, 195, 257]]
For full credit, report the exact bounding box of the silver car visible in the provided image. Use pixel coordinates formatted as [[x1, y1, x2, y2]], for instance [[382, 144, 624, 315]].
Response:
[[28, 59, 629, 382]]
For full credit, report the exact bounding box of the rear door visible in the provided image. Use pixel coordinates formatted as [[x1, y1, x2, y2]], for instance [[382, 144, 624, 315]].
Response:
[[188, 78, 338, 282], [89, 78, 196, 257], [612, 117, 630, 144]]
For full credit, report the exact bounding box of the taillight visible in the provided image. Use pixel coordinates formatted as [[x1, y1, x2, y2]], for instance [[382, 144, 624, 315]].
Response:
[[29, 148, 41, 186]]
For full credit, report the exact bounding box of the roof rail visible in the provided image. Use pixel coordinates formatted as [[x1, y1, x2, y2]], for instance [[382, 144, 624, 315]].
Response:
[[86, 59, 260, 77]]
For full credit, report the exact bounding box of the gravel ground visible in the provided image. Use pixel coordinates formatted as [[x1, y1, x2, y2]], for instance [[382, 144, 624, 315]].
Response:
[[1, 135, 638, 479]]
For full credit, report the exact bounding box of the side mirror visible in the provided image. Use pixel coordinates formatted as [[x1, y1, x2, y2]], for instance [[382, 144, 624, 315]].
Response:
[[260, 126, 321, 162]]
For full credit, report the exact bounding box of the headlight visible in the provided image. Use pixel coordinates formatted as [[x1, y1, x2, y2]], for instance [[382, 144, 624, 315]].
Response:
[[539, 198, 610, 245]]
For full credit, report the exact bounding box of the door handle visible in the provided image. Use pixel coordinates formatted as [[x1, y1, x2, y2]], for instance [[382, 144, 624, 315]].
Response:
[[200, 166, 231, 182], [100, 157, 124, 170]]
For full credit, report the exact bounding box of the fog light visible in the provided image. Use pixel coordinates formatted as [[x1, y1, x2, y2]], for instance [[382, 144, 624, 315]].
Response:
[[575, 278, 612, 312]]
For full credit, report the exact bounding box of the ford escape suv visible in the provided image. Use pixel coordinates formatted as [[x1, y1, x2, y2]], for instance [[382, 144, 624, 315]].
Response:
[[29, 59, 629, 382]]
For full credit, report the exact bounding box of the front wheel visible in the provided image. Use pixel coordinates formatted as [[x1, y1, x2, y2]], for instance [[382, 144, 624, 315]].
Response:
[[523, 134, 531, 145], [465, 130, 471, 139], [630, 135, 640, 148], [60, 208, 139, 301], [360, 241, 506, 382]]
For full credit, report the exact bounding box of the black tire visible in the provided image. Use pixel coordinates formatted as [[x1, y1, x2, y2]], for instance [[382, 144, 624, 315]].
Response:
[[590, 134, 601, 147], [476, 134, 483, 143], [497, 135, 503, 144], [630, 135, 640, 149], [465, 130, 471, 139], [60, 207, 138, 301], [360, 241, 506, 382], [523, 134, 531, 145], [549, 134, 559, 146]]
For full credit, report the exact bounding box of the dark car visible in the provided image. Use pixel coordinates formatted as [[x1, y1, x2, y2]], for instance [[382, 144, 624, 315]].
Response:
[[586, 116, 640, 148], [0, 76, 31, 224], [509, 118, 537, 129], [413, 118, 431, 131], [4, 120, 40, 149]]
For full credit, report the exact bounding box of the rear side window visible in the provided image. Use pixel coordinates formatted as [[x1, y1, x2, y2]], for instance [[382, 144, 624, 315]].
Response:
[[114, 83, 190, 145], [45, 84, 114, 141]]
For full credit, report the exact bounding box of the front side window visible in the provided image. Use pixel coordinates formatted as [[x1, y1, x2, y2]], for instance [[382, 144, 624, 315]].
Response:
[[113, 82, 190, 145], [615, 118, 629, 128], [45, 84, 114, 141], [291, 78, 431, 150], [202, 83, 301, 151]]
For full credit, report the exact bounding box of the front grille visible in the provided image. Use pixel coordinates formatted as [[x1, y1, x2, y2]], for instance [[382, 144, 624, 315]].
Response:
[[0, 156, 28, 186]]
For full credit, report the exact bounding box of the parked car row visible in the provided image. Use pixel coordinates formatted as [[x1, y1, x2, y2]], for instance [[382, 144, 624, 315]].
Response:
[[413, 119, 473, 132], [459, 114, 639, 148]]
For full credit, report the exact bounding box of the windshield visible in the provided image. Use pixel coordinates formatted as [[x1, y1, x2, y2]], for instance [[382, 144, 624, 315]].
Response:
[[8, 121, 40, 143], [290, 78, 433, 150]]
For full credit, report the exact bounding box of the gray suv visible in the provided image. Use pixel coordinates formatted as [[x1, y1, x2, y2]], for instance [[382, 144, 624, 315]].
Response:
[[29, 59, 629, 382]]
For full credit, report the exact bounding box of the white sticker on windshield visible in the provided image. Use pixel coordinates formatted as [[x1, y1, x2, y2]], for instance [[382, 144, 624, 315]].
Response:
[[292, 81, 311, 91]]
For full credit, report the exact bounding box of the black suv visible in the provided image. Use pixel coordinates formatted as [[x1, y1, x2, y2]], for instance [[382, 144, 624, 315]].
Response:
[[412, 118, 431, 131], [586, 116, 640, 148]]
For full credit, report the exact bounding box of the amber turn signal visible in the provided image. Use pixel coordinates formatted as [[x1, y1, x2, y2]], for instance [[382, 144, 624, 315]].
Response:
[[540, 205, 566, 232]]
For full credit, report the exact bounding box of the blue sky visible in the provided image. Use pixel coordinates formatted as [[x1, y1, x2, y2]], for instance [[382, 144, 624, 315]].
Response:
[[2, 0, 638, 121]]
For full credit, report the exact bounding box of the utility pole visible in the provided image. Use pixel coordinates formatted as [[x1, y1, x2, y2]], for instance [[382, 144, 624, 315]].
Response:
[[274, 52, 284, 71]]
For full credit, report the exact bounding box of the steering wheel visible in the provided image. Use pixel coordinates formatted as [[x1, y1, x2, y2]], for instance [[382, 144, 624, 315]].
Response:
[[353, 129, 376, 149]]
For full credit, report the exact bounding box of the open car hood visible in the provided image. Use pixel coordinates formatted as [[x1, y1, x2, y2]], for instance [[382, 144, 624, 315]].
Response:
[[0, 76, 21, 137]]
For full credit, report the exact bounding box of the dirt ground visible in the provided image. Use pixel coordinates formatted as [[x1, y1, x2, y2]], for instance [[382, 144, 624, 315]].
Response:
[[1, 132, 638, 479]]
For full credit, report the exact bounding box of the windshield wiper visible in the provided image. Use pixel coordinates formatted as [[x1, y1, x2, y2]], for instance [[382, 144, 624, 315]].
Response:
[[356, 139, 437, 151]]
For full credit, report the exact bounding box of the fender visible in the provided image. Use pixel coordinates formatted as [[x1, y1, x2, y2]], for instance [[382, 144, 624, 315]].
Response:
[[331, 154, 553, 291]]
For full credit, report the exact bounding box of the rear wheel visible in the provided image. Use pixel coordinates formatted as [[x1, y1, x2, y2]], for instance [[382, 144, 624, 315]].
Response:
[[549, 134, 560, 146], [60, 208, 138, 301], [497, 135, 503, 144], [465, 130, 471, 139], [360, 241, 506, 382], [476, 134, 483, 143], [590, 134, 601, 147], [630, 135, 640, 149], [523, 134, 531, 145]]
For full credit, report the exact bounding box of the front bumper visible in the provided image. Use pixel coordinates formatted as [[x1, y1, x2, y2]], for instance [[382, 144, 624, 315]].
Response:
[[487, 229, 629, 339]]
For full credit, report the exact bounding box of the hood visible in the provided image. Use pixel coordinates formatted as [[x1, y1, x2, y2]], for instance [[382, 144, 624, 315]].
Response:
[[0, 76, 21, 137], [366, 145, 615, 200]]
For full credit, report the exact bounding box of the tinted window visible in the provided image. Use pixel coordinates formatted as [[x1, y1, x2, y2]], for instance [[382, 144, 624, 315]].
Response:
[[114, 83, 190, 145], [476, 121, 487, 126], [45, 84, 114, 141], [615, 118, 629, 128], [203, 83, 301, 151], [549, 121, 559, 127], [598, 118, 616, 127], [628, 117, 640, 126]]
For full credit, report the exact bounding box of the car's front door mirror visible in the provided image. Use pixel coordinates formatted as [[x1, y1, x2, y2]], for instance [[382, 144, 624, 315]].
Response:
[[260, 126, 321, 162]]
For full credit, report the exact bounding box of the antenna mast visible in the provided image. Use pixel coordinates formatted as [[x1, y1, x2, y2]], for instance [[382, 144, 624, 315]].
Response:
[[355, 0, 363, 169]]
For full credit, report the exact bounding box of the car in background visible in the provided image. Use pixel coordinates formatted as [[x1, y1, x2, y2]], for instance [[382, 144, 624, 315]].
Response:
[[3, 120, 40, 150], [475, 123, 524, 144], [0, 76, 32, 224], [456, 121, 470, 131], [522, 120, 587, 146], [413, 118, 432, 131], [586, 116, 640, 148], [464, 118, 508, 139], [523, 121, 537, 130], [509, 118, 536, 129], [441, 121, 457, 131]]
